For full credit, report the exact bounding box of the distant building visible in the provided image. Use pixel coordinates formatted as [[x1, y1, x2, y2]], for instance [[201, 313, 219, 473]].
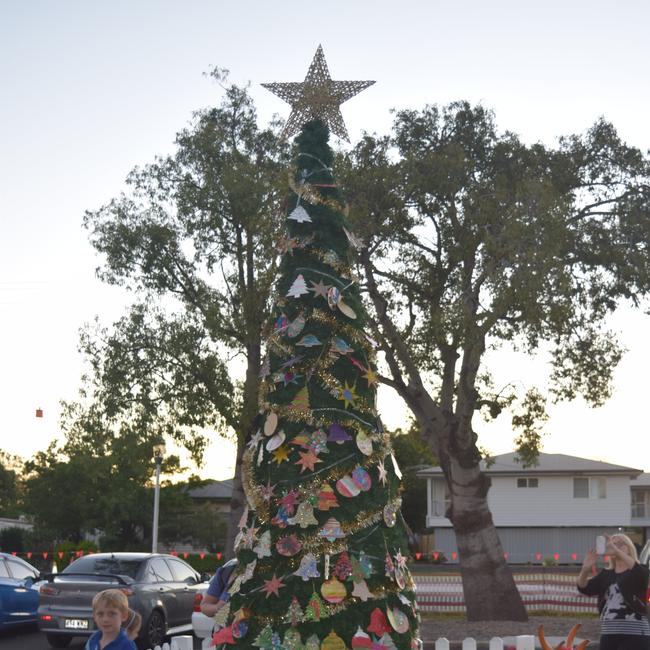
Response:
[[418, 452, 650, 562], [187, 478, 233, 514], [0, 517, 33, 532]]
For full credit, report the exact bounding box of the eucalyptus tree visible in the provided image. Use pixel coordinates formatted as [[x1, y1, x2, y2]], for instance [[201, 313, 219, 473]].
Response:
[[82, 70, 289, 553], [339, 102, 650, 619]]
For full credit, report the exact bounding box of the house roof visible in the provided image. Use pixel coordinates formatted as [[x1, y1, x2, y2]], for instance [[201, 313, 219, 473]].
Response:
[[631, 473, 650, 487], [417, 452, 643, 478], [188, 479, 234, 500]]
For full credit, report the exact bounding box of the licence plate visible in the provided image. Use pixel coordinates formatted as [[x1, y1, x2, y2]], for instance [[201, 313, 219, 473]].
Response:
[[64, 618, 89, 629]]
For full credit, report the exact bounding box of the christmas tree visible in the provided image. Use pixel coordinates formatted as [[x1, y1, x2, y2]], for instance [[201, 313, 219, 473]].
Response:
[[219, 47, 421, 650]]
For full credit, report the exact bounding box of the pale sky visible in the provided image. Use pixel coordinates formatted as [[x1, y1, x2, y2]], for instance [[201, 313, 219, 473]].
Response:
[[1, 0, 649, 480]]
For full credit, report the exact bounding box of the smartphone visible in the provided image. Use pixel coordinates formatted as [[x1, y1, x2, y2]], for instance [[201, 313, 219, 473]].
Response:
[[596, 535, 606, 554]]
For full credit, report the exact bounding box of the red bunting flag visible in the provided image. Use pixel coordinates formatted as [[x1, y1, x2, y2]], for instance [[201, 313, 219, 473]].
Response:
[[216, 552, 222, 560], [27, 552, 32, 559], [535, 552, 542, 561], [199, 552, 206, 560], [42, 552, 48, 560], [415, 552, 422, 560]]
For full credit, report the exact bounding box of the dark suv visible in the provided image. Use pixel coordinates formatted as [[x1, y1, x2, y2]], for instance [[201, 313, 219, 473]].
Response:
[[38, 552, 206, 648]]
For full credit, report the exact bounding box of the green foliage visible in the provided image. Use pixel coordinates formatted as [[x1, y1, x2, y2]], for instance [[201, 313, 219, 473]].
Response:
[[53, 540, 100, 571], [0, 527, 27, 553], [0, 451, 24, 518]]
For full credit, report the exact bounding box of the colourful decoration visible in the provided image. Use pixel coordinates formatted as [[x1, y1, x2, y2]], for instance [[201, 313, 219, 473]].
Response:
[[262, 573, 285, 598], [318, 484, 339, 510], [383, 501, 398, 527], [253, 530, 272, 558], [296, 334, 322, 347], [321, 577, 347, 603], [356, 430, 373, 455], [309, 279, 330, 298], [376, 633, 398, 650], [294, 553, 320, 581], [264, 411, 278, 436], [271, 505, 291, 528], [276, 534, 302, 557], [387, 607, 410, 634], [321, 631, 347, 650], [271, 443, 290, 463], [327, 423, 352, 444], [362, 367, 379, 386], [287, 274, 310, 298], [232, 618, 249, 639], [303, 591, 327, 622], [332, 552, 353, 580], [337, 298, 357, 319], [367, 608, 392, 636], [295, 448, 321, 473], [332, 337, 354, 354], [336, 474, 361, 498], [266, 431, 286, 452], [337, 381, 358, 408], [305, 635, 321, 650], [252, 624, 275, 648], [288, 204, 312, 223], [319, 517, 345, 541], [260, 482, 276, 501], [352, 626, 373, 649], [377, 459, 388, 486], [287, 314, 306, 338], [212, 624, 235, 645], [285, 596, 304, 627], [283, 628, 304, 650], [274, 314, 289, 334], [288, 385, 310, 413], [352, 466, 372, 491], [351, 578, 372, 601], [289, 501, 319, 528], [327, 286, 341, 309]]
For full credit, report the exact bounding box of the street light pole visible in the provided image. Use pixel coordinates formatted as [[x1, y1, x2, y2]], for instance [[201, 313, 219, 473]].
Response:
[[151, 442, 165, 553]]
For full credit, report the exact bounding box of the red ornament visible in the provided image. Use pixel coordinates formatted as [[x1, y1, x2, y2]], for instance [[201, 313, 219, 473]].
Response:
[[35, 408, 43, 418], [212, 624, 235, 645], [367, 608, 391, 636]]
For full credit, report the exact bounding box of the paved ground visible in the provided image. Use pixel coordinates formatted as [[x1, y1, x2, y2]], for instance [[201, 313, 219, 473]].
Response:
[[0, 625, 204, 650]]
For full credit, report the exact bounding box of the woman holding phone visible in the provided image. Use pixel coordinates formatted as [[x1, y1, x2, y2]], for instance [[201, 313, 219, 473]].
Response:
[[577, 533, 650, 650]]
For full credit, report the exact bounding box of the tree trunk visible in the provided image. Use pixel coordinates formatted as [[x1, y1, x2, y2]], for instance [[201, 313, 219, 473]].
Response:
[[446, 451, 528, 621], [225, 433, 246, 558]]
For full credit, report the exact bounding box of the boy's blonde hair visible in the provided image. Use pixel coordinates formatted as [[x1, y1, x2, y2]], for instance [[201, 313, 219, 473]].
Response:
[[92, 588, 130, 615]]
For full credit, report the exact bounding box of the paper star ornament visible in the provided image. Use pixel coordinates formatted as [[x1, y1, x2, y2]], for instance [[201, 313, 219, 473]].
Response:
[[262, 573, 285, 598]]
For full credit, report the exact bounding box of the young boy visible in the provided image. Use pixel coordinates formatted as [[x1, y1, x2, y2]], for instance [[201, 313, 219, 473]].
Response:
[[85, 588, 137, 650]]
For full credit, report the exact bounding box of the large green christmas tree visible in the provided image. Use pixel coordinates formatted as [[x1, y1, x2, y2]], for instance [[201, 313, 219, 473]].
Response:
[[213, 48, 421, 650]]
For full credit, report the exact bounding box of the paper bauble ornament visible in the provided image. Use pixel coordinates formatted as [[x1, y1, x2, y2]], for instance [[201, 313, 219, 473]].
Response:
[[288, 204, 312, 223], [276, 534, 302, 557], [232, 619, 249, 639], [274, 314, 289, 334], [351, 626, 373, 649], [327, 286, 341, 309], [336, 474, 360, 498], [287, 313, 306, 338], [253, 530, 272, 558], [264, 411, 278, 436], [289, 501, 319, 528], [383, 502, 398, 527], [387, 607, 410, 634], [319, 517, 345, 541], [321, 577, 347, 603], [266, 430, 286, 451], [394, 566, 406, 589], [356, 430, 373, 455], [367, 608, 392, 636], [294, 553, 320, 581], [337, 298, 357, 319], [321, 631, 346, 650], [352, 466, 372, 491]]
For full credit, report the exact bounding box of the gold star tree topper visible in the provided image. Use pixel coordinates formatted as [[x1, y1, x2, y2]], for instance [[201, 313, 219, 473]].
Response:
[[262, 45, 375, 142]]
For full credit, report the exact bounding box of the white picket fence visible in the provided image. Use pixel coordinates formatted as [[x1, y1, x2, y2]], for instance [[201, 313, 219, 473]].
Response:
[[145, 633, 574, 650]]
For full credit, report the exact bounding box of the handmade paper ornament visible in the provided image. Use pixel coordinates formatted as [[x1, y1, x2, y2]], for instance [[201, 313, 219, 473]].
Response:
[[289, 501, 319, 528], [352, 466, 372, 491], [318, 484, 339, 511], [351, 627, 373, 649], [296, 334, 322, 347], [241, 559, 257, 583], [295, 448, 321, 473], [280, 353, 304, 369], [394, 566, 406, 589], [322, 249, 340, 266], [241, 525, 259, 550], [327, 423, 352, 444], [305, 635, 321, 650], [279, 489, 300, 513], [327, 286, 341, 309], [212, 624, 235, 645], [333, 552, 353, 580], [384, 552, 395, 577], [337, 381, 358, 408], [309, 279, 330, 298], [358, 551, 373, 578], [262, 573, 285, 598], [324, 553, 330, 579], [387, 607, 410, 634], [398, 593, 412, 607], [282, 629, 303, 650], [321, 577, 347, 603], [287, 274, 310, 298], [287, 313, 306, 338], [264, 411, 278, 436], [320, 517, 345, 541], [271, 444, 290, 464], [383, 502, 398, 528], [377, 459, 388, 486], [308, 428, 328, 454], [336, 474, 361, 498], [253, 624, 275, 647], [377, 633, 398, 650], [271, 505, 291, 528], [391, 452, 403, 480], [274, 314, 289, 334], [351, 578, 372, 601], [232, 619, 249, 639], [276, 534, 302, 557], [343, 226, 364, 249], [367, 608, 392, 636], [288, 204, 312, 223], [260, 482, 276, 501], [321, 631, 347, 650], [247, 429, 263, 450], [288, 386, 310, 413], [285, 596, 304, 627], [238, 505, 249, 529], [395, 550, 408, 570], [253, 530, 272, 558], [356, 430, 373, 456], [337, 298, 357, 319], [294, 553, 320, 581], [266, 430, 286, 451], [303, 591, 327, 622], [332, 337, 354, 354]]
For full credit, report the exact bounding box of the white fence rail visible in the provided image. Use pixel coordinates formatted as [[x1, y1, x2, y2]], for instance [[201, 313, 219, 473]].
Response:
[[145, 635, 193, 650]]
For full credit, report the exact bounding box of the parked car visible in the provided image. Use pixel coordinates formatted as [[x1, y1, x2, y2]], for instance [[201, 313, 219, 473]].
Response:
[[38, 552, 208, 649], [0, 552, 41, 629]]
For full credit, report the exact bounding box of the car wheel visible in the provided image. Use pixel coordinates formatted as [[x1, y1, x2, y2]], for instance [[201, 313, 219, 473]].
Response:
[[45, 634, 72, 648], [142, 609, 166, 647]]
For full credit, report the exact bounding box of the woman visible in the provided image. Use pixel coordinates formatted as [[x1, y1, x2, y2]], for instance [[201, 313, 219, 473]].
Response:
[[578, 533, 650, 650]]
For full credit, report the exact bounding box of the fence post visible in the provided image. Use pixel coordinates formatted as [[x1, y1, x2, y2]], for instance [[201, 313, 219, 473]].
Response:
[[489, 637, 505, 650], [170, 636, 193, 650], [516, 635, 535, 650], [463, 638, 478, 650], [436, 638, 450, 650]]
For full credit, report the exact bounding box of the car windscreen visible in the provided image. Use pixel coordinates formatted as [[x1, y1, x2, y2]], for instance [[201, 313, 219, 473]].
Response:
[[62, 557, 143, 579]]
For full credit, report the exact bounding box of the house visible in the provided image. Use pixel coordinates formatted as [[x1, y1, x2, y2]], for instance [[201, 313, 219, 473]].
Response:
[[187, 478, 233, 514], [418, 452, 650, 563]]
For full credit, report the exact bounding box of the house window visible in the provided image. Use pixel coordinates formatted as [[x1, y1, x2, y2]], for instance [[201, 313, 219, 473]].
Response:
[[430, 479, 450, 516], [573, 478, 589, 498], [632, 491, 647, 518], [573, 477, 606, 498], [516, 478, 539, 488]]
